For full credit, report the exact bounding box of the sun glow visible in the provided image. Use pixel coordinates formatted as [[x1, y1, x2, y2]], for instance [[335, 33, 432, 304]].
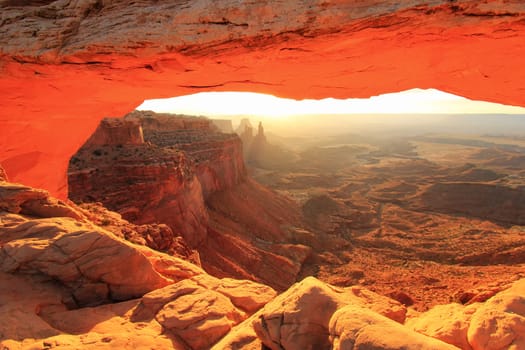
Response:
[[137, 88, 525, 118]]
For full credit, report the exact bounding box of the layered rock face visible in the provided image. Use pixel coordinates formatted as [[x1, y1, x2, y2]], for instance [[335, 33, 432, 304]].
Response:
[[2, 180, 525, 349], [68, 111, 247, 246], [127, 110, 247, 198], [0, 180, 277, 349], [68, 132, 209, 248], [2, 1, 525, 197], [68, 111, 308, 290], [84, 117, 144, 147]]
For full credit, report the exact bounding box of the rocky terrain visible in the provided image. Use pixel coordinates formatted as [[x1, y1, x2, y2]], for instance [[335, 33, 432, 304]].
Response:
[[1, 0, 525, 348], [252, 130, 525, 312], [1, 0, 525, 197], [2, 169, 525, 349], [68, 111, 310, 291]]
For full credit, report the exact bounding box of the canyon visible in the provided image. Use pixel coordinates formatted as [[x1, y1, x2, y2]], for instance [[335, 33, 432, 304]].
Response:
[[68, 111, 310, 291], [1, 0, 525, 349], [1, 157, 525, 349]]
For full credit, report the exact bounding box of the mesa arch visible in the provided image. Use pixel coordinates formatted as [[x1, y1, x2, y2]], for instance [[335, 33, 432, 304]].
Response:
[[1, 0, 524, 198]]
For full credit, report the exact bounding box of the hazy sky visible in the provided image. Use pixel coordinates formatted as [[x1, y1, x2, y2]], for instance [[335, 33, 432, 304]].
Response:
[[137, 88, 525, 117]]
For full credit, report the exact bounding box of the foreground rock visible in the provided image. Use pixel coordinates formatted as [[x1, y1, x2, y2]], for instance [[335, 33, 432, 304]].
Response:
[[252, 277, 407, 349], [0, 182, 188, 306], [330, 305, 458, 350], [0, 180, 276, 349], [408, 279, 525, 350]]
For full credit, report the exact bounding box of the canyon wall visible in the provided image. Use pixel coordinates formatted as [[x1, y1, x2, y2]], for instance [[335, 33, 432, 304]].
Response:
[[84, 118, 144, 147], [67, 112, 310, 290], [1, 1, 525, 197], [68, 140, 209, 248], [127, 110, 247, 198]]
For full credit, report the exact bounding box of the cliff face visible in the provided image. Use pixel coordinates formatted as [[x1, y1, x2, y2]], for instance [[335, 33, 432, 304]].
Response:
[[68, 111, 310, 290], [1, 1, 525, 197], [128, 110, 247, 198], [84, 118, 144, 147], [68, 141, 209, 248]]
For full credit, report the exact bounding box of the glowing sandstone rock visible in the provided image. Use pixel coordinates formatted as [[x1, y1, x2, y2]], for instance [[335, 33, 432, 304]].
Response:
[[1, 1, 525, 197]]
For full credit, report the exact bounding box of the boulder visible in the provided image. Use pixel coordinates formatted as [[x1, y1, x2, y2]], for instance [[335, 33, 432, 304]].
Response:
[[467, 279, 525, 350], [137, 279, 245, 350], [407, 303, 477, 350], [329, 305, 459, 350], [252, 276, 406, 350]]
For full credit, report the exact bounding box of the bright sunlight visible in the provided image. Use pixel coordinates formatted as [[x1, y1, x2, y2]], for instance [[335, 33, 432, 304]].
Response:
[[137, 88, 525, 117]]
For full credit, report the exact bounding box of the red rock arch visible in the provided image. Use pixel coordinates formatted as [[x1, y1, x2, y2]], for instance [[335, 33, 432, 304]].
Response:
[[1, 0, 524, 197]]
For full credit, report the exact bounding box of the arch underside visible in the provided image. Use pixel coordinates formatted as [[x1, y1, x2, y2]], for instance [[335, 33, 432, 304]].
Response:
[[1, 0, 524, 197]]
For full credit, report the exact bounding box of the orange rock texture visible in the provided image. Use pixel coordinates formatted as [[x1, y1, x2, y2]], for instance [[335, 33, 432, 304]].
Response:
[[1, 179, 525, 349], [0, 179, 275, 349], [68, 112, 310, 290], [1, 1, 525, 197]]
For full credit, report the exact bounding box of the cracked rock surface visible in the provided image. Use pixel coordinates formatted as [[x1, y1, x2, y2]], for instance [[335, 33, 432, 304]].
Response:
[[1, 1, 525, 196]]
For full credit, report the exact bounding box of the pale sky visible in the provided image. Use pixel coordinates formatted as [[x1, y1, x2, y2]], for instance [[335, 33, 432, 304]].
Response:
[[137, 88, 525, 117]]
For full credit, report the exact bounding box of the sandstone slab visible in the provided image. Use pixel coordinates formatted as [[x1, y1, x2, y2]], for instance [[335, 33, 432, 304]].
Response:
[[252, 276, 406, 350], [329, 305, 459, 350]]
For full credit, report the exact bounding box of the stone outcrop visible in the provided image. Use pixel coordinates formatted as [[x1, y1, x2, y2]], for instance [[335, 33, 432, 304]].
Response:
[[68, 132, 209, 248], [407, 303, 478, 349], [84, 117, 144, 147], [127, 110, 247, 198], [0, 181, 188, 306], [0, 179, 276, 349], [218, 276, 525, 350], [408, 279, 525, 350], [329, 305, 458, 350], [2, 1, 525, 197], [252, 277, 406, 349], [0, 181, 85, 221]]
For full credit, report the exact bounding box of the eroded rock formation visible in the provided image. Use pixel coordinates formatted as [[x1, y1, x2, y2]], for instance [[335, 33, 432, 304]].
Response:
[[68, 134, 209, 248], [68, 111, 309, 290], [1, 1, 525, 196], [127, 110, 247, 198], [2, 179, 525, 349], [68, 111, 247, 244], [0, 179, 275, 348], [84, 117, 144, 147], [238, 119, 293, 168]]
